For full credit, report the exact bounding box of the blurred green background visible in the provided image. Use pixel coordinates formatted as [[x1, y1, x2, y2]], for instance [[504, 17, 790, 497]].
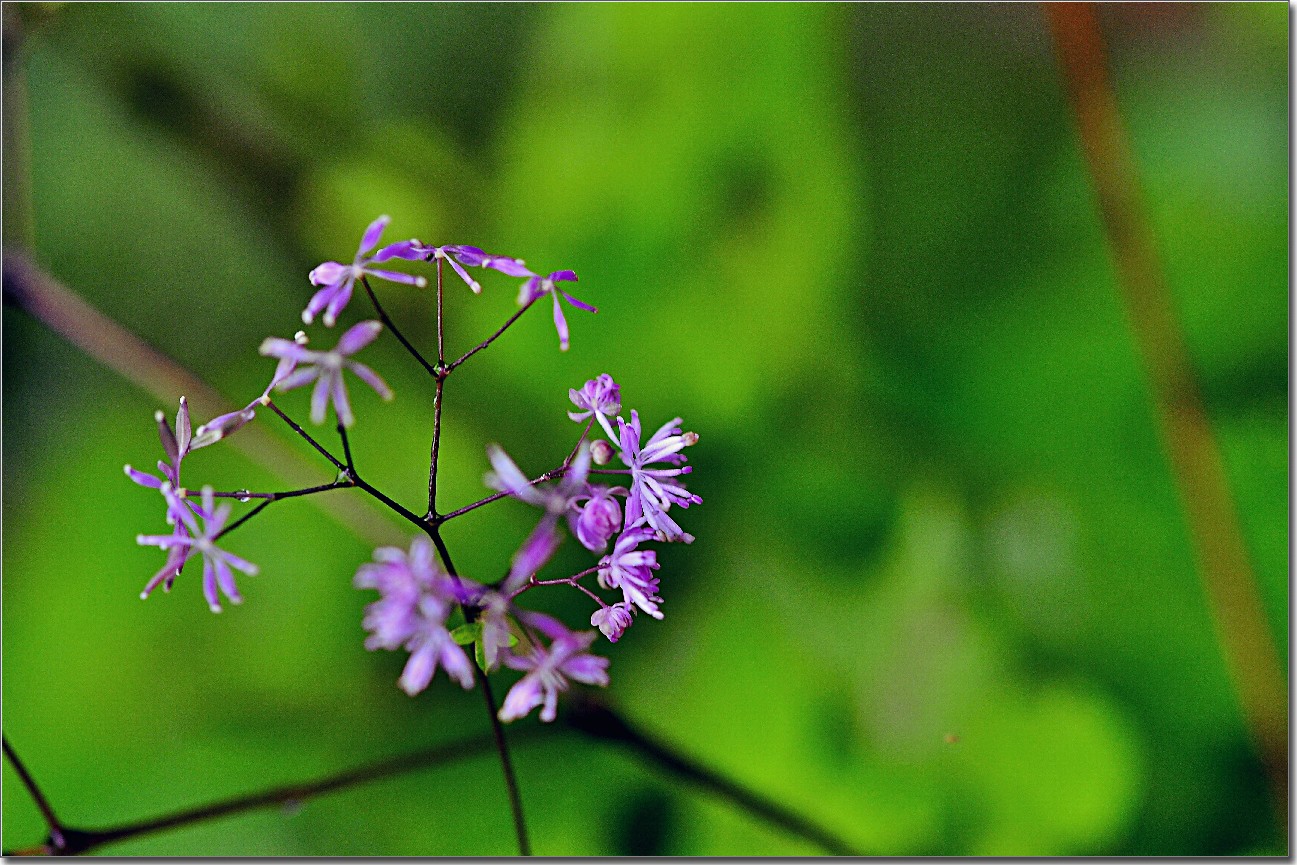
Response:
[[2, 2, 1287, 856]]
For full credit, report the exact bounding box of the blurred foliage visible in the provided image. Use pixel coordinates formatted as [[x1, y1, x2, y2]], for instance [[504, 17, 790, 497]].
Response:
[[2, 2, 1287, 856]]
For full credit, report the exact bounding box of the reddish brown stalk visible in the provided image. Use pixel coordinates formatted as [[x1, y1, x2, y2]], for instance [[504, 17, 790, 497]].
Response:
[[1045, 2, 1287, 818]]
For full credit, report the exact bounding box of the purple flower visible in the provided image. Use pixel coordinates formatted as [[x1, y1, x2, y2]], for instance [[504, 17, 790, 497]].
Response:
[[485, 443, 592, 591], [260, 320, 393, 427], [518, 270, 596, 352], [305, 215, 427, 327], [136, 485, 259, 612], [617, 411, 701, 544], [189, 406, 257, 451], [568, 374, 621, 441], [416, 244, 534, 294], [355, 536, 442, 649], [597, 528, 663, 619], [569, 485, 623, 553], [259, 330, 309, 399], [475, 590, 515, 672], [499, 613, 610, 723], [399, 596, 476, 695], [591, 602, 633, 643], [354, 536, 475, 694], [124, 397, 192, 492]]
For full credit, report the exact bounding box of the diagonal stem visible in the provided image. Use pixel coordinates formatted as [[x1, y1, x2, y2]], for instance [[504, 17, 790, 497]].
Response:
[[1, 731, 538, 856], [478, 672, 531, 856], [260, 398, 346, 472], [337, 422, 355, 471], [211, 481, 354, 541], [1046, 1, 1288, 819], [429, 522, 529, 854], [3, 736, 67, 852], [565, 698, 861, 856], [360, 276, 437, 378], [447, 296, 538, 373]]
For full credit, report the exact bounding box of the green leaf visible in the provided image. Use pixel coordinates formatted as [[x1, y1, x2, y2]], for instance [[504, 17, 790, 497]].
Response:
[[450, 623, 481, 646]]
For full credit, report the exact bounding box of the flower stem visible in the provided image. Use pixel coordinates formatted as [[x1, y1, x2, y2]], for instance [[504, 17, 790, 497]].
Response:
[[337, 422, 355, 471], [3, 736, 66, 852], [427, 257, 447, 518], [360, 276, 437, 378], [0, 730, 536, 856], [212, 482, 355, 541], [261, 398, 346, 473], [447, 296, 538, 373], [565, 697, 862, 856], [478, 672, 531, 856], [436, 463, 569, 524]]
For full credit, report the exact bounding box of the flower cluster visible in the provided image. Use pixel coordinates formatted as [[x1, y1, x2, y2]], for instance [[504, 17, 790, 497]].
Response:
[[127, 215, 700, 725]]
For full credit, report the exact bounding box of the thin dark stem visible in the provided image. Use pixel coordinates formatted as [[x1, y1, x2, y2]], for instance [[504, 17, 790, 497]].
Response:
[[436, 256, 445, 363], [427, 377, 444, 518], [447, 297, 538, 373], [3, 736, 66, 851], [337, 422, 354, 471], [361, 276, 437, 378], [531, 566, 600, 587], [2, 731, 541, 856], [215, 499, 272, 540], [212, 482, 354, 541], [198, 482, 350, 501], [564, 418, 595, 467], [264, 399, 430, 537], [437, 463, 567, 524], [478, 672, 531, 856], [352, 475, 433, 537], [426, 524, 529, 856], [261, 399, 346, 472], [426, 257, 447, 518], [566, 698, 862, 856], [570, 581, 605, 607]]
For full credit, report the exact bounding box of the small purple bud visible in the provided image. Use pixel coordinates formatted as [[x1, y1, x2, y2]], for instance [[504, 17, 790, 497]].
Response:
[[590, 439, 615, 465], [591, 603, 633, 643], [573, 488, 622, 552]]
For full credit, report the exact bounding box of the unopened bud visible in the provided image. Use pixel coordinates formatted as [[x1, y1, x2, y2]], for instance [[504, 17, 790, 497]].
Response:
[[590, 439, 615, 465]]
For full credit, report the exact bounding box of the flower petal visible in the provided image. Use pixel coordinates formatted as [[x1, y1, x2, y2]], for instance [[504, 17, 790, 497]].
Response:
[[310, 371, 332, 425], [275, 366, 321, 393], [358, 215, 390, 257], [331, 373, 354, 428], [364, 267, 427, 287], [371, 239, 425, 262], [552, 292, 570, 352], [347, 361, 393, 401], [337, 320, 383, 355], [560, 290, 598, 314], [308, 261, 348, 287]]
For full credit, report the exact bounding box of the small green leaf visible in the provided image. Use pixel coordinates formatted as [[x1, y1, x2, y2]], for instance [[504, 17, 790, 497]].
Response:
[[450, 623, 481, 646]]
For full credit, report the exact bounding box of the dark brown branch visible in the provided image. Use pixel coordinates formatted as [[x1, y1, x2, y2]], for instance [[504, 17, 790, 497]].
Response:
[[1046, 2, 1288, 819], [3, 731, 531, 856], [1, 252, 402, 547], [360, 275, 438, 378], [479, 672, 531, 855], [3, 737, 67, 852], [565, 696, 862, 856]]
